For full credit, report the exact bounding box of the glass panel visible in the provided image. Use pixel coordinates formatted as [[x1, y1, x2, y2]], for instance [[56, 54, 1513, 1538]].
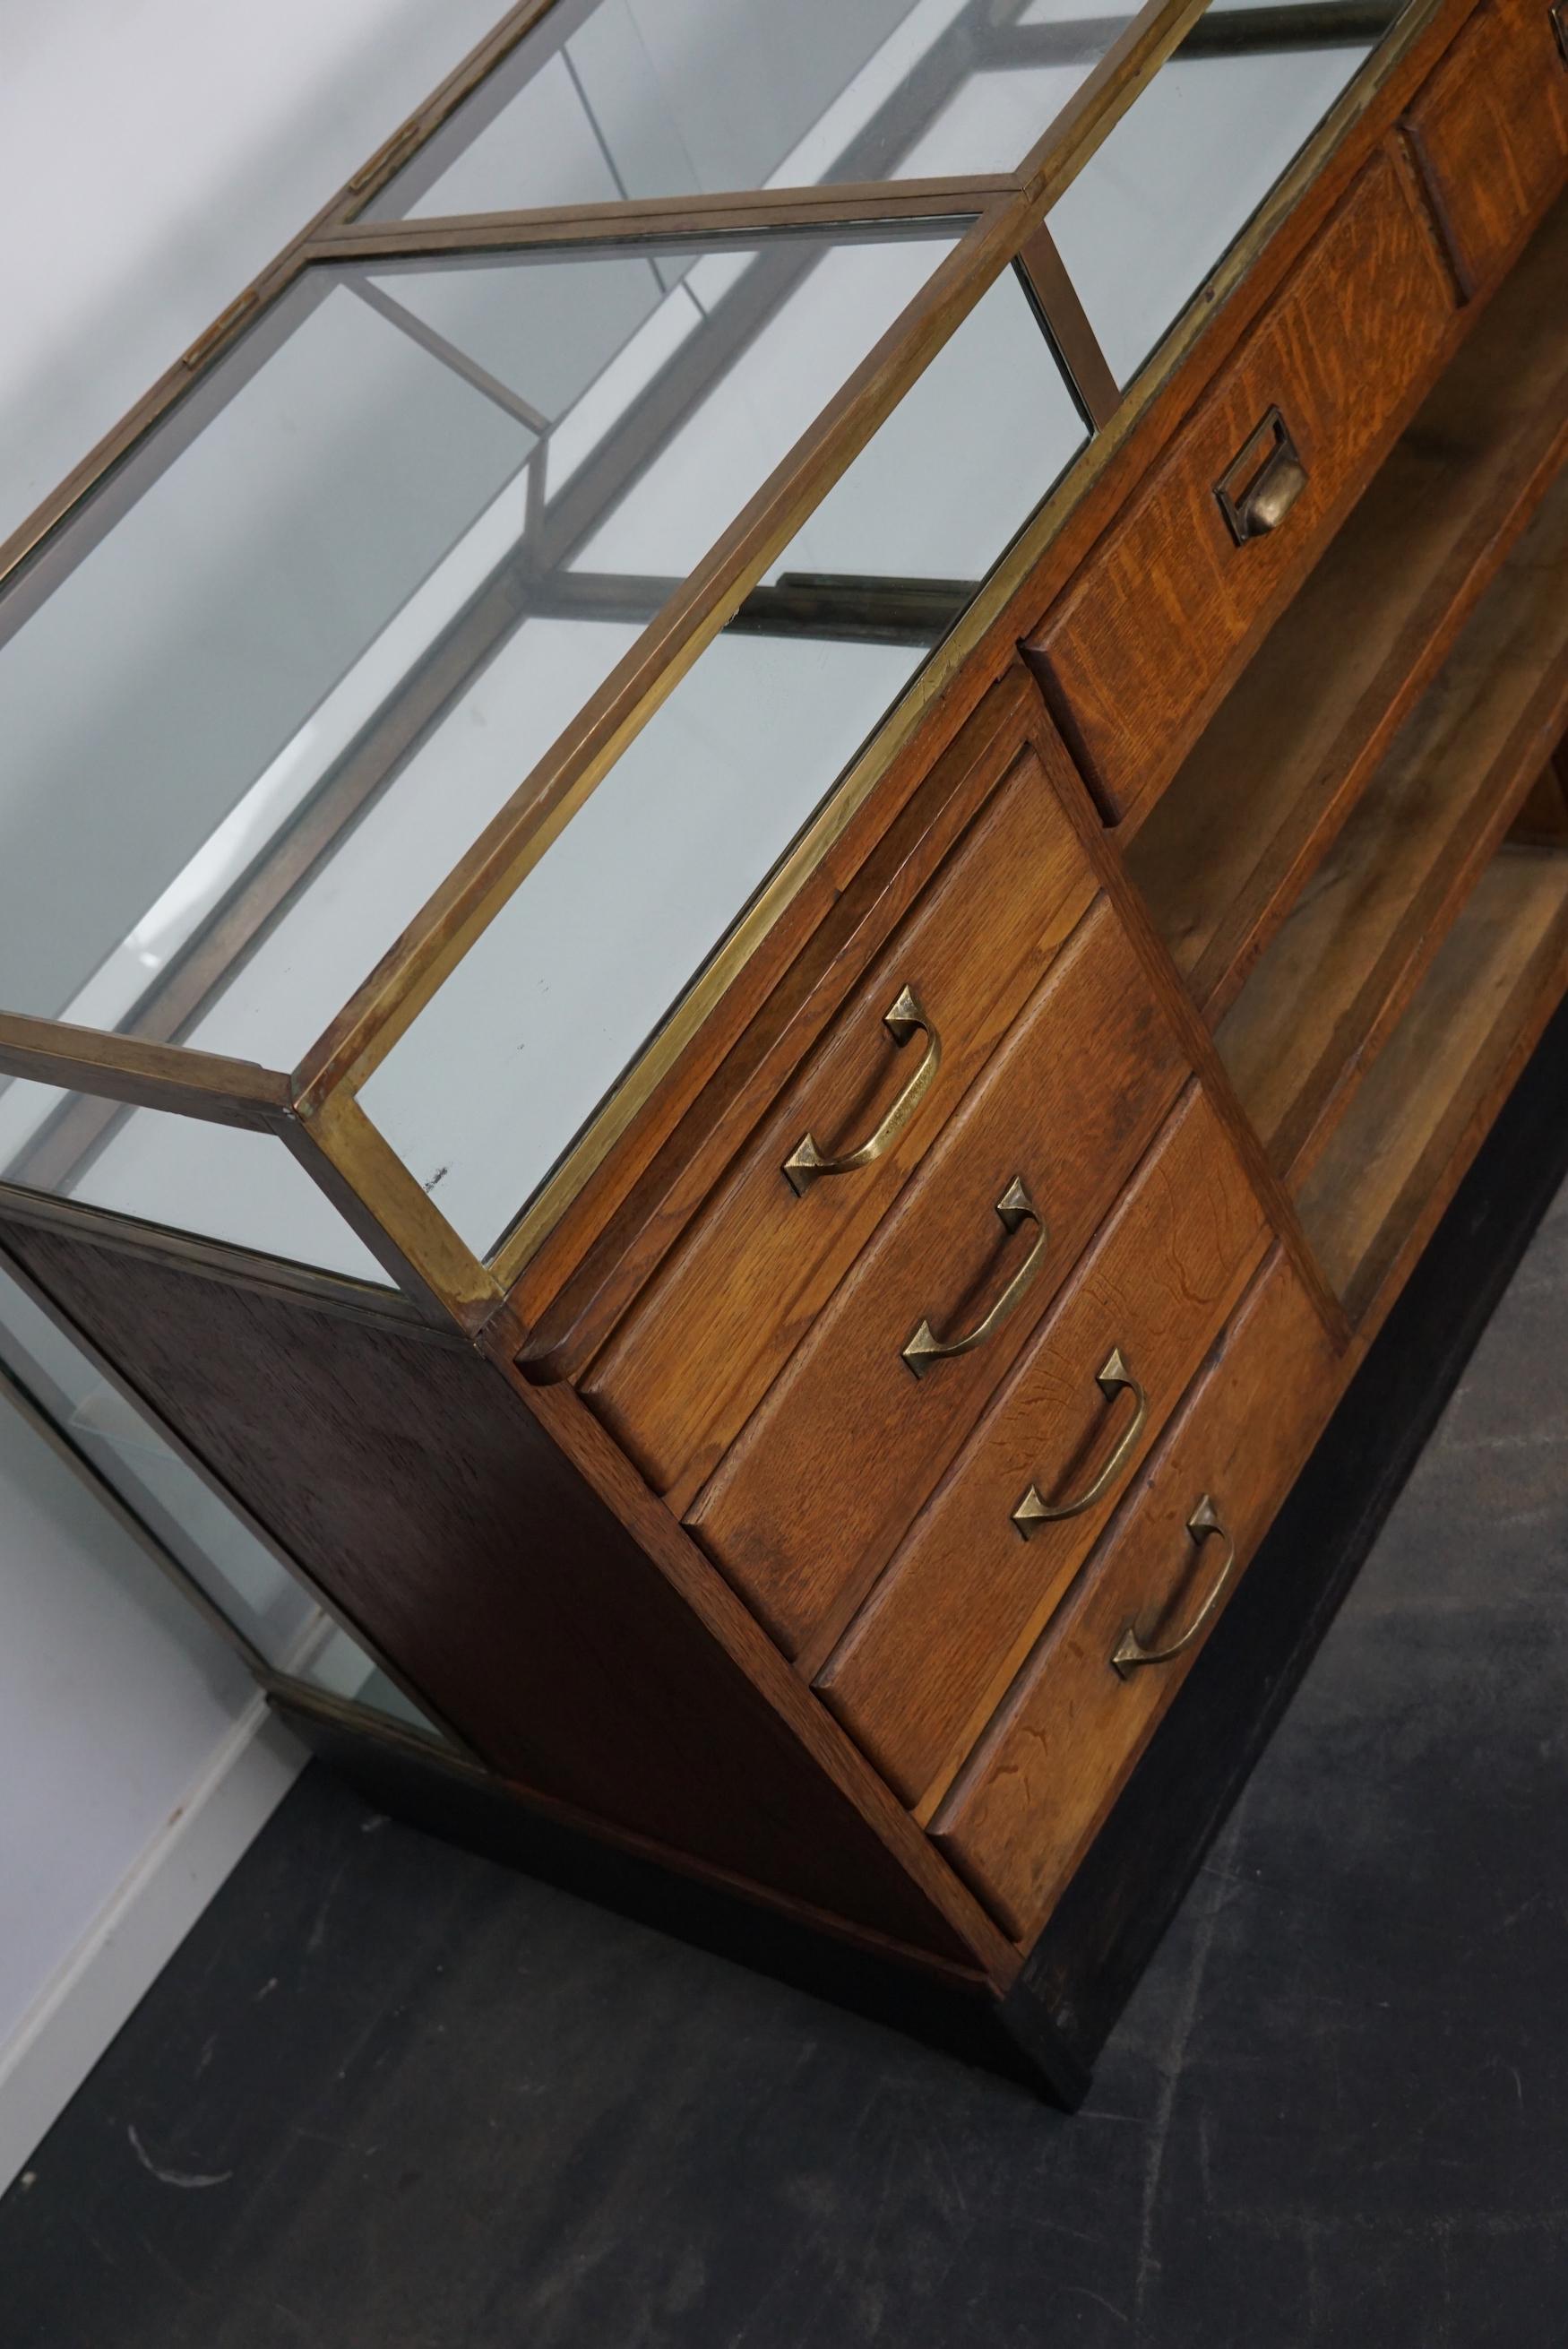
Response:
[[1049, 2, 1408, 386], [0, 1262, 453, 1740], [0, 229, 958, 1107], [360, 265, 1087, 1256], [0, 1079, 388, 1282], [290, 1624, 450, 1740], [366, 0, 1131, 214], [0, 1259, 314, 1663]]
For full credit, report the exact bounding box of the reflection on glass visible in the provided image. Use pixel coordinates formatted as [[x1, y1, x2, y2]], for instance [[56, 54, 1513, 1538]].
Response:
[[368, 0, 1132, 216], [0, 1262, 452, 1741], [0, 1261, 315, 1662], [361, 265, 1088, 1256], [1050, 7, 1402, 385], [293, 1622, 448, 1740], [0, 1080, 389, 1281]]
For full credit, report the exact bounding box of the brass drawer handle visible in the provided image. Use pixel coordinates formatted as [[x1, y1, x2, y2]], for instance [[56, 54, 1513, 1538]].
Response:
[[784, 986, 941, 1195], [902, 1178, 1047, 1378], [1112, 1495, 1237, 1676], [1554, 1, 1568, 62], [1216, 405, 1308, 546], [1011, 1347, 1148, 1534]]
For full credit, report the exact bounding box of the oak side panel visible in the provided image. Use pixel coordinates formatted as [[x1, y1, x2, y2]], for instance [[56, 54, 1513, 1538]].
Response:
[[0, 1212, 979, 1964]]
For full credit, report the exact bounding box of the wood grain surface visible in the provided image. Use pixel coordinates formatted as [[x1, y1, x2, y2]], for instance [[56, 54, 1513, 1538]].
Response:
[[1404, 0, 1568, 298], [1023, 142, 1454, 822], [933, 1250, 1341, 1944], [585, 733, 1096, 1501], [817, 1084, 1269, 1815], [685, 900, 1188, 1663]]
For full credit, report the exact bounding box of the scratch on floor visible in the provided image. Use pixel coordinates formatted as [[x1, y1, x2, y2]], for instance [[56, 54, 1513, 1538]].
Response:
[[126, 2123, 233, 2189], [1132, 1811, 1247, 2335], [1063, 2284, 1129, 2325]]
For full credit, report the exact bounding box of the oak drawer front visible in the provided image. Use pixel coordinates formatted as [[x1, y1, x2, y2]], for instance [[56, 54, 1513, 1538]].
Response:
[[685, 899, 1188, 1663], [584, 738, 1098, 1498], [1023, 145, 1454, 825], [817, 1084, 1270, 1812], [1405, 0, 1568, 298], [931, 1250, 1340, 1944]]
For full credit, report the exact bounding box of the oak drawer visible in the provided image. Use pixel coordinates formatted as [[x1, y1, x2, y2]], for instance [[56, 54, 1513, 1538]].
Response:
[[1023, 144, 1454, 825], [817, 1084, 1269, 1811], [686, 898, 1188, 1662], [930, 1249, 1340, 1943], [584, 730, 1098, 1498], [1405, 0, 1568, 298]]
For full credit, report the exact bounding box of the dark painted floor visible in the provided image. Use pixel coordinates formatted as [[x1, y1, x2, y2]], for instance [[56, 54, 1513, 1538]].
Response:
[[4, 1178, 1565, 2348]]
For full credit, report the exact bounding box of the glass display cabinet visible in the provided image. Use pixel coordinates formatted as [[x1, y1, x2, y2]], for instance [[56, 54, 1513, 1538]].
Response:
[[4, 0, 1566, 2099]]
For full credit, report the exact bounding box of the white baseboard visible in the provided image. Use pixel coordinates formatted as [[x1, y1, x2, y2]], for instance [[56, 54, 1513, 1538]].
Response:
[[0, 1697, 305, 2195]]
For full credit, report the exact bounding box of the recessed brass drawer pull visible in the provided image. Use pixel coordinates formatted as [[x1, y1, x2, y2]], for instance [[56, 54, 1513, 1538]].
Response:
[[902, 1178, 1047, 1377], [1112, 1495, 1237, 1676], [1554, 1, 1568, 63], [783, 986, 941, 1195], [1011, 1347, 1148, 1534], [1216, 405, 1308, 545]]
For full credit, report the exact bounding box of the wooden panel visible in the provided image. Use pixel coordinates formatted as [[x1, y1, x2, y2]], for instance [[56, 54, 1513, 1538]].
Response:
[[584, 735, 1096, 1498], [1128, 188, 1568, 1018], [1214, 460, 1568, 1177], [1297, 844, 1568, 1321], [0, 1213, 983, 1964], [817, 1085, 1269, 1813], [933, 1251, 1341, 1945], [1404, 0, 1568, 298], [1512, 746, 1568, 845], [1023, 143, 1454, 823], [687, 900, 1189, 1664]]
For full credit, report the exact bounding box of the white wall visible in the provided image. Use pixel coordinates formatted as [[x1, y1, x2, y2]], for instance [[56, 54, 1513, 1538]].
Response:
[[0, 0, 504, 2192]]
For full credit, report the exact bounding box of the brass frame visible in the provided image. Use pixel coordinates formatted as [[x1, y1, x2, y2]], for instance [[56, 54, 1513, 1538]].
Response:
[[0, 0, 1436, 1332]]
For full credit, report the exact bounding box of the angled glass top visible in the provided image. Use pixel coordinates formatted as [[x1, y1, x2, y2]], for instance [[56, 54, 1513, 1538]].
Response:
[[363, 0, 1133, 217], [0, 221, 960, 1109]]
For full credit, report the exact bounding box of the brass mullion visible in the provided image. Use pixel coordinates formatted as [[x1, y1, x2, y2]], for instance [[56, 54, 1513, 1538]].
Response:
[[1014, 220, 1121, 431], [311, 179, 1019, 263]]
